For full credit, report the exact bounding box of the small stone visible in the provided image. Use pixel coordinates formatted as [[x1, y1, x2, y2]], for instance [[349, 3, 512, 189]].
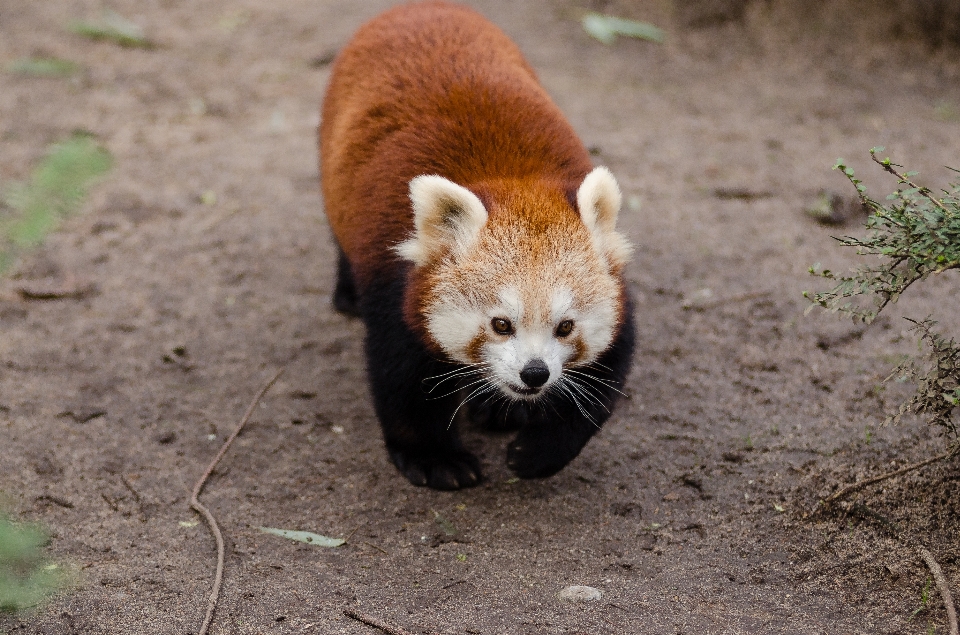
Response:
[[558, 585, 602, 602]]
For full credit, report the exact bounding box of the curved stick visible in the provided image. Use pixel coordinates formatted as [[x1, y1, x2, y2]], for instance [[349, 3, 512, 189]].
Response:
[[819, 445, 957, 508], [919, 547, 959, 635], [190, 369, 284, 635]]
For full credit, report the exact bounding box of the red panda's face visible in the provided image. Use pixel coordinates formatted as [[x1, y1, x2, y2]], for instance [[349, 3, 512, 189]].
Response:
[[397, 168, 631, 401]]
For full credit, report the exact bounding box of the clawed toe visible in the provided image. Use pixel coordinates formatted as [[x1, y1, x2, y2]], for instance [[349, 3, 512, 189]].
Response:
[[389, 448, 482, 490]]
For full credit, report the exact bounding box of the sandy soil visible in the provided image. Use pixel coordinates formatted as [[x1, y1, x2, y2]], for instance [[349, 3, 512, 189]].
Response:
[[2, 1, 960, 633]]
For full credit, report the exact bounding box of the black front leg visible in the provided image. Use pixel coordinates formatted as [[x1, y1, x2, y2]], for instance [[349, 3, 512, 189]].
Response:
[[360, 277, 482, 490], [332, 244, 361, 317], [507, 298, 635, 478]]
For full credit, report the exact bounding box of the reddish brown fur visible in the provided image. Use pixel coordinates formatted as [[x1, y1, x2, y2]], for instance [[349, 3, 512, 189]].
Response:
[[320, 1, 596, 308]]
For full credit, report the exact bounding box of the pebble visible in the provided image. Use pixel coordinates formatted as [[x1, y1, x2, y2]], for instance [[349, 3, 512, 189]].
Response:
[[558, 585, 602, 602]]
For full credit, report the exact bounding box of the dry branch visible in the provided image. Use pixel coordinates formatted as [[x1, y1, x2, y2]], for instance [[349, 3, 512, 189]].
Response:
[[919, 546, 959, 635], [190, 369, 284, 635], [343, 608, 418, 635], [818, 445, 958, 510]]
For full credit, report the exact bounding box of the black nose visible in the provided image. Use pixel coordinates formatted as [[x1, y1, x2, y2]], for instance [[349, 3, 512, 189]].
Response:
[[519, 359, 550, 388]]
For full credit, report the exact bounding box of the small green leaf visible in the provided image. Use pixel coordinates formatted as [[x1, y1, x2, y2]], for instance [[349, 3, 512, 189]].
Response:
[[8, 57, 80, 77], [582, 13, 664, 45], [432, 511, 458, 537], [68, 10, 154, 48], [257, 527, 345, 548], [2, 133, 112, 264]]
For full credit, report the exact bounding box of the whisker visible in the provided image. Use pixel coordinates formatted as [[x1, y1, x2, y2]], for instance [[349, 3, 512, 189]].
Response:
[[422, 363, 490, 392], [428, 376, 491, 401], [423, 369, 487, 394], [555, 377, 596, 426], [564, 376, 610, 414], [564, 369, 628, 398], [564, 368, 620, 386], [564, 372, 610, 403], [447, 381, 497, 430], [562, 377, 604, 427], [583, 360, 614, 373], [424, 362, 490, 382]]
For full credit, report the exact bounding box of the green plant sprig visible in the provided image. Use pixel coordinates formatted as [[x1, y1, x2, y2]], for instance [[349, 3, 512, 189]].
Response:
[[1, 133, 111, 273], [0, 513, 72, 613], [805, 147, 960, 323], [886, 318, 960, 437], [806, 150, 960, 438]]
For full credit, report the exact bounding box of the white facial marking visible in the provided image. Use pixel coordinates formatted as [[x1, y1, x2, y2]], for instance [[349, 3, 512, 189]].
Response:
[[427, 296, 485, 362], [498, 287, 522, 323], [550, 287, 574, 324]]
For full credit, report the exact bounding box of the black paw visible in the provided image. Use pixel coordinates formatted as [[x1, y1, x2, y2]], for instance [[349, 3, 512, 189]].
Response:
[[506, 439, 566, 479], [506, 425, 588, 479], [468, 400, 528, 432], [388, 447, 482, 490]]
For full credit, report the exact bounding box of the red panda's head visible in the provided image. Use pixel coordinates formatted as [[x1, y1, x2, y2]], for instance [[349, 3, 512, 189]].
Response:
[[396, 167, 632, 401]]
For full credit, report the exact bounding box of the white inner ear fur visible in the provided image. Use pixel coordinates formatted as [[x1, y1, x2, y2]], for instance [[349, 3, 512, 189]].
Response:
[[576, 166, 633, 270], [395, 175, 488, 266]]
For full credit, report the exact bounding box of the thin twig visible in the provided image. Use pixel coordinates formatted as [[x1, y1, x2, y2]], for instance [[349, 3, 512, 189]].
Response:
[[120, 474, 142, 505], [362, 541, 390, 555], [190, 369, 284, 635], [441, 579, 466, 590], [871, 153, 950, 214], [100, 492, 119, 511], [919, 547, 959, 635], [343, 608, 417, 635], [342, 523, 363, 544], [818, 445, 958, 510]]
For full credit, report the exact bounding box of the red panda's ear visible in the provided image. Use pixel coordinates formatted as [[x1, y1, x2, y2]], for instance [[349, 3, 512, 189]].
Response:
[[396, 175, 489, 266], [576, 166, 633, 270]]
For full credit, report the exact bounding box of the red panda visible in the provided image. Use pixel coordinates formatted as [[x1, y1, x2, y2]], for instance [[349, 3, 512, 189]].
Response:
[[319, 1, 635, 490]]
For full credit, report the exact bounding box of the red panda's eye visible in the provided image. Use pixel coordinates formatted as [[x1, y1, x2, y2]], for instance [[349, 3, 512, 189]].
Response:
[[555, 320, 574, 337], [491, 318, 513, 335]]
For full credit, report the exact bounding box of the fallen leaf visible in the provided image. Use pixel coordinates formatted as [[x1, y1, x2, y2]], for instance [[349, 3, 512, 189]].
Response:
[[257, 526, 345, 548], [582, 13, 664, 45]]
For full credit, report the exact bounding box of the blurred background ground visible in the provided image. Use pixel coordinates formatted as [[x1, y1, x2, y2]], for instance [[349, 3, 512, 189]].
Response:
[[1, 1, 959, 633]]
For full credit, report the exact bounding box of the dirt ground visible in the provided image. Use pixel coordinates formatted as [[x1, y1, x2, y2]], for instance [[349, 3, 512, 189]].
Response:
[[2, 1, 960, 633]]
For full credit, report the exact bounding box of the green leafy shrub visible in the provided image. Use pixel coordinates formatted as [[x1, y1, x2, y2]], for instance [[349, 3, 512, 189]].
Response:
[[0, 133, 112, 273], [806, 148, 959, 438], [0, 513, 71, 613]]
